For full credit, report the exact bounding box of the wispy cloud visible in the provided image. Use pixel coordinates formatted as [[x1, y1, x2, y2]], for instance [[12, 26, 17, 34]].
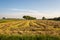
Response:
[[0, 8, 60, 19], [10, 8, 39, 13]]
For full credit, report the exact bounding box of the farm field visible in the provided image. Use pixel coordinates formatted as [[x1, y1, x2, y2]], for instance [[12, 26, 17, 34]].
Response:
[[0, 19, 60, 40]]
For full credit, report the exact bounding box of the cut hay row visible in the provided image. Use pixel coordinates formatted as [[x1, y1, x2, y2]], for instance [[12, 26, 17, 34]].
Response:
[[0, 20, 60, 36]]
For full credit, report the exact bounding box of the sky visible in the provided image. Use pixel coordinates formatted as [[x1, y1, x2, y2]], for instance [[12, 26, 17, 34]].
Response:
[[0, 0, 60, 19]]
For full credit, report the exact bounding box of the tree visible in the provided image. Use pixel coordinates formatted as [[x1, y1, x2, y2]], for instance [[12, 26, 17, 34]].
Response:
[[23, 15, 36, 20], [42, 17, 46, 20], [57, 17, 60, 20], [2, 17, 6, 19]]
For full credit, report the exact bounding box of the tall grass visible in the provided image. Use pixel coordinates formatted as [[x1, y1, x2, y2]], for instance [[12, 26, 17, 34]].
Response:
[[0, 34, 60, 40]]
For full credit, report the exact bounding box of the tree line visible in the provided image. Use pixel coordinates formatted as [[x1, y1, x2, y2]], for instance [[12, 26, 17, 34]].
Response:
[[48, 17, 60, 20], [2, 16, 36, 20], [1, 16, 60, 20]]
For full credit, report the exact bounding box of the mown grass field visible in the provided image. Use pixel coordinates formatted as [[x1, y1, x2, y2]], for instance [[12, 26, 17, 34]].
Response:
[[0, 19, 60, 40]]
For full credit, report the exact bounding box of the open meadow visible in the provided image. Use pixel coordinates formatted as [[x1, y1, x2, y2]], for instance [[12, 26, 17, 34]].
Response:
[[0, 19, 60, 40]]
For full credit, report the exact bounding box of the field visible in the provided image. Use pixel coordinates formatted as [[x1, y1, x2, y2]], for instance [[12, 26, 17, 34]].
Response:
[[0, 19, 60, 40]]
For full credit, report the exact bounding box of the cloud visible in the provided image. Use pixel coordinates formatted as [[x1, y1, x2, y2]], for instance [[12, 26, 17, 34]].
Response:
[[0, 8, 60, 19], [10, 8, 39, 13]]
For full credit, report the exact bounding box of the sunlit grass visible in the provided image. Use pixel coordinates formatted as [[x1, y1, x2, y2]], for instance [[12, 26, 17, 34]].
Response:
[[0, 19, 60, 40]]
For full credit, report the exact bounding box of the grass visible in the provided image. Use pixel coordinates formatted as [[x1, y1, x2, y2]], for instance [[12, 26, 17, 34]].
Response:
[[0, 34, 59, 40], [0, 19, 8, 23]]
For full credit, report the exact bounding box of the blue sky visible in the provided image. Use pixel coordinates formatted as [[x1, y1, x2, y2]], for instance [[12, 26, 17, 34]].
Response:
[[0, 0, 60, 19]]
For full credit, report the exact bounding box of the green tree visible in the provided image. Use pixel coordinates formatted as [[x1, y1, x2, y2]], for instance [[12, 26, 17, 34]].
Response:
[[2, 17, 6, 19], [23, 16, 36, 20], [42, 17, 46, 20]]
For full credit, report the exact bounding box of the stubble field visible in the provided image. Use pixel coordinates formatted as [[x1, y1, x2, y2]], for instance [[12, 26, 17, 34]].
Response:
[[0, 19, 60, 40]]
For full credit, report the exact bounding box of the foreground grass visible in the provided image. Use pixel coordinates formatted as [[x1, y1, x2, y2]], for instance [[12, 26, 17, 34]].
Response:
[[0, 34, 60, 40]]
